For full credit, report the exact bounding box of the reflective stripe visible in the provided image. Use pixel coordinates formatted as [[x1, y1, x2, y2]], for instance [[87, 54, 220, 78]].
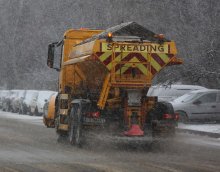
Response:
[[158, 53, 170, 63], [150, 55, 161, 72], [95, 52, 174, 76]]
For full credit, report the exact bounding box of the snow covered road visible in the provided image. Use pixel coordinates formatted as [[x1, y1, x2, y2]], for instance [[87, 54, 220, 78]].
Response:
[[0, 111, 43, 126], [0, 111, 220, 172]]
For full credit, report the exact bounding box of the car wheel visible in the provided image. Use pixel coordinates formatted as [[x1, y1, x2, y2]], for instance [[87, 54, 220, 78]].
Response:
[[176, 111, 188, 123]]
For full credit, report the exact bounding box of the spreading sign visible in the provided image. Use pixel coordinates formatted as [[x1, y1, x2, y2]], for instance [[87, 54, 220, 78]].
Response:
[[101, 43, 169, 53]]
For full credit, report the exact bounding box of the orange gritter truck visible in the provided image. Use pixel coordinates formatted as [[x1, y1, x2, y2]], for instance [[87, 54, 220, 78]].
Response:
[[44, 22, 182, 146]]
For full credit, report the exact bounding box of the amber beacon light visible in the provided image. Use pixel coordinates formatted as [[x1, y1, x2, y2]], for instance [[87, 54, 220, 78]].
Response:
[[106, 32, 113, 42], [108, 32, 113, 38]]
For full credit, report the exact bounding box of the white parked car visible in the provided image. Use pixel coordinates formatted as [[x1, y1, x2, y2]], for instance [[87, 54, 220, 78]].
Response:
[[22, 90, 39, 115], [29, 90, 57, 116], [11, 90, 26, 113], [0, 90, 10, 109], [170, 89, 220, 122], [2, 90, 16, 112], [147, 84, 207, 102]]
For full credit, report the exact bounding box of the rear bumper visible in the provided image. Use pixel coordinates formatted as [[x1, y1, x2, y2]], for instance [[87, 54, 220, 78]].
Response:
[[152, 120, 176, 131]]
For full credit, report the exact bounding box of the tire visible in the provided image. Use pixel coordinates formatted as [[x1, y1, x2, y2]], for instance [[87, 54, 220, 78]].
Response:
[[176, 111, 188, 123], [68, 104, 83, 146]]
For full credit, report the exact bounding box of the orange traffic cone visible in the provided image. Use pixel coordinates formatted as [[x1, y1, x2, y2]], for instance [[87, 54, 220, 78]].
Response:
[[124, 124, 144, 136]]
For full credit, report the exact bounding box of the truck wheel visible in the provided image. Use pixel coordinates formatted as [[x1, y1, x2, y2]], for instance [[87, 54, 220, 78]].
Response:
[[69, 104, 83, 146]]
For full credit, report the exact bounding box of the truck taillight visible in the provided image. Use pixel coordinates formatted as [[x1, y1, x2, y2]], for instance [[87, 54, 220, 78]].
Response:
[[163, 114, 173, 119]]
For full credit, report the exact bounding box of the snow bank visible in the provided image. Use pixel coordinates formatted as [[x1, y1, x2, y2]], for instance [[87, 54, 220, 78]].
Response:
[[178, 123, 220, 134]]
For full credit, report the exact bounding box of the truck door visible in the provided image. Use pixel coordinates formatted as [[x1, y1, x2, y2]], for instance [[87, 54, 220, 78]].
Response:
[[190, 92, 217, 121]]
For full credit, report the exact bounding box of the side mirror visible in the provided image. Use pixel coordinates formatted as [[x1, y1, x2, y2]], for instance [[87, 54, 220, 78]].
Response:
[[193, 100, 201, 105], [47, 43, 57, 68]]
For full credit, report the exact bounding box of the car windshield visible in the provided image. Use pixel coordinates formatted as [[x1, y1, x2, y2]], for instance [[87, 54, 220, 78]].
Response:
[[172, 92, 204, 103]]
